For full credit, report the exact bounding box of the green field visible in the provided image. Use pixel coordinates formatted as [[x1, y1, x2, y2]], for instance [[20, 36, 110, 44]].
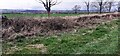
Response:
[[2, 13, 81, 18], [2, 19, 119, 54]]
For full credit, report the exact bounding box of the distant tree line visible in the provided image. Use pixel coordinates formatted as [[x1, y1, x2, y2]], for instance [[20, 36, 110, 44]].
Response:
[[37, 0, 120, 16], [72, 0, 120, 14]]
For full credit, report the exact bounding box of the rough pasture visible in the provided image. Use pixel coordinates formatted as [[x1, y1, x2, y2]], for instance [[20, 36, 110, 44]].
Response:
[[1, 13, 120, 54], [1, 13, 120, 41]]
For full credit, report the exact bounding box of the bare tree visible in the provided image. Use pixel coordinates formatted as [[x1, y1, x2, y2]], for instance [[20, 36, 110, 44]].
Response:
[[72, 5, 81, 14], [107, 1, 114, 12], [37, 0, 61, 16], [84, 1, 90, 14], [104, 0, 115, 12], [118, 1, 120, 12], [92, 0, 108, 13]]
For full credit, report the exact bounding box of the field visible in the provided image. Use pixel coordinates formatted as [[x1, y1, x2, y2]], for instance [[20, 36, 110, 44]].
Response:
[[1, 13, 120, 54], [2, 13, 81, 18]]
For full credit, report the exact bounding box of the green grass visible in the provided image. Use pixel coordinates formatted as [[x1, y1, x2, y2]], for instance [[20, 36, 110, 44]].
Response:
[[2, 19, 119, 54], [2, 13, 81, 18]]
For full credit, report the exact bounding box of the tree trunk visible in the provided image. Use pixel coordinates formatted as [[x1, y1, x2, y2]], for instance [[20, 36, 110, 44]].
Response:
[[47, 7, 51, 17], [87, 3, 89, 14], [100, 6, 102, 14], [75, 10, 77, 14], [48, 11, 50, 17], [109, 8, 111, 12], [108, 5, 111, 12], [118, 7, 120, 12], [99, 2, 102, 14], [87, 6, 89, 14]]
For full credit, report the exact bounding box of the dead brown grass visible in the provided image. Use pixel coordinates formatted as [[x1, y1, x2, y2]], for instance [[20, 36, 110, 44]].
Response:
[[2, 13, 120, 40]]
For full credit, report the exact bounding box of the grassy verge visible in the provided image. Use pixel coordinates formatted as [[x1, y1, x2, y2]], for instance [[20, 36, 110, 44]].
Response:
[[2, 19, 119, 54]]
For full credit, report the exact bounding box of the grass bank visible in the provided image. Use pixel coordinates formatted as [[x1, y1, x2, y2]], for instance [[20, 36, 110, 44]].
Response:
[[2, 18, 119, 54]]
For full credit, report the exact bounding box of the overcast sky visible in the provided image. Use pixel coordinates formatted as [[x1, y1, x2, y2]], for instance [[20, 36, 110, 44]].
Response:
[[0, 0, 119, 10]]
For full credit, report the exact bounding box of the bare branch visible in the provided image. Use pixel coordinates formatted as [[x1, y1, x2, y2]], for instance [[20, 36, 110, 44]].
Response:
[[51, 0, 62, 6], [72, 5, 81, 14], [91, 0, 112, 13], [84, 1, 90, 14], [37, 0, 61, 16]]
